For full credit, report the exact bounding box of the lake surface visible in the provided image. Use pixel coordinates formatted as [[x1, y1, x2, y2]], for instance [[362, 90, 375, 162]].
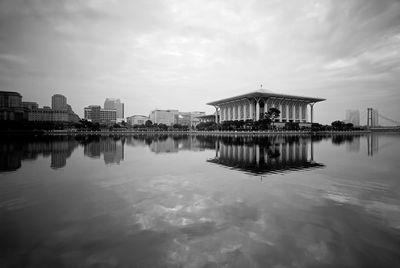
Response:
[[1, 133, 399, 267]]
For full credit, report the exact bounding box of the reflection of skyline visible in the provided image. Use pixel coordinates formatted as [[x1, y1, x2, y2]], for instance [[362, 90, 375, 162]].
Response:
[[2, 134, 384, 173], [208, 136, 324, 176], [0, 136, 79, 172]]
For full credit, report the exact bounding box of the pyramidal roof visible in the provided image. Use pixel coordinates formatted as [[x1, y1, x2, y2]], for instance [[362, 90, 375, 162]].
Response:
[[207, 87, 325, 106]]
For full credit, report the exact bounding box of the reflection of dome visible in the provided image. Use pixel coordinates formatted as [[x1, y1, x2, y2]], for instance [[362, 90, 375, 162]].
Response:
[[255, 87, 273, 94]]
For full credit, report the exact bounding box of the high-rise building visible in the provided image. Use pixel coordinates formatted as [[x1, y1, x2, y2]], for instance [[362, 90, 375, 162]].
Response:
[[345, 110, 360, 126], [149, 109, 179, 126], [52, 94, 68, 110], [104, 98, 124, 120]]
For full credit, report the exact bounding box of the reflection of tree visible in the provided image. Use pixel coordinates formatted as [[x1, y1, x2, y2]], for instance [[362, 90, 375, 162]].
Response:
[[332, 135, 354, 145]]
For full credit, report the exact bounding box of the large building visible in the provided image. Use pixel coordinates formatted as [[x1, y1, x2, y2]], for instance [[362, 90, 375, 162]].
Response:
[[28, 94, 79, 122], [84, 105, 117, 124], [345, 110, 360, 126], [0, 91, 24, 121], [127, 115, 149, 125], [207, 88, 325, 126], [104, 98, 124, 120], [149, 109, 179, 126]]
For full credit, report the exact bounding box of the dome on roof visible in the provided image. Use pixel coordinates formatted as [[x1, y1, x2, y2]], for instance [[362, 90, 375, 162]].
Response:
[[255, 87, 273, 94]]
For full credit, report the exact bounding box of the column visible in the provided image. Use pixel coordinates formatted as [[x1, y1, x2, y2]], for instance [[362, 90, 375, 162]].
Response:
[[215, 107, 218, 123], [237, 104, 241, 120], [292, 103, 296, 122], [279, 103, 283, 122], [256, 100, 260, 121], [249, 100, 254, 120], [310, 103, 314, 123]]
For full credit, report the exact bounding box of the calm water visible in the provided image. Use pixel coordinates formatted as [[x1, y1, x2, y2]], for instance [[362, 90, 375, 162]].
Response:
[[1, 134, 399, 267]]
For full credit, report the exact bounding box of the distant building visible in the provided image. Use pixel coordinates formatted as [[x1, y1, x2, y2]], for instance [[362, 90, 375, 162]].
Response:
[[22, 102, 39, 110], [345, 110, 360, 126], [84, 105, 117, 124], [174, 111, 206, 127], [104, 98, 124, 120], [52, 94, 68, 110], [149, 109, 179, 126], [175, 112, 191, 126], [0, 91, 24, 121], [189, 111, 206, 127], [127, 115, 149, 125]]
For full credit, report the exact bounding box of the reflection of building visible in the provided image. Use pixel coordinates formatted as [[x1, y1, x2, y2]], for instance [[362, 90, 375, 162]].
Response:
[[208, 137, 324, 175], [150, 137, 179, 153], [104, 98, 124, 120], [149, 109, 179, 126], [207, 87, 325, 126], [127, 115, 149, 125], [0, 143, 23, 171], [0, 136, 79, 172], [83, 137, 125, 164], [345, 110, 360, 126]]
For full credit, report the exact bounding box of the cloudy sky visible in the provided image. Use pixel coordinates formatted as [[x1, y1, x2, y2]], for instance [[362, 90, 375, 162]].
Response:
[[0, 0, 399, 124]]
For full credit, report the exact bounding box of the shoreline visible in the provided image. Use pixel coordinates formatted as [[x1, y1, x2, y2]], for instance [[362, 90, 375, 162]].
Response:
[[0, 129, 389, 136]]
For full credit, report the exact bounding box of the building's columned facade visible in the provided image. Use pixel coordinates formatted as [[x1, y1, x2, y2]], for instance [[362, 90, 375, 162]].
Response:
[[207, 88, 325, 124]]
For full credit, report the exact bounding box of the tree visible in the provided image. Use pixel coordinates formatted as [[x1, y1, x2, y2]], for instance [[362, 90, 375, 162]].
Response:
[[264, 107, 281, 129], [145, 120, 153, 128], [331, 120, 345, 130]]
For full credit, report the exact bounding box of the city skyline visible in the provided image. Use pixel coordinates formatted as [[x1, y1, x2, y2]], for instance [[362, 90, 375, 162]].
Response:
[[0, 0, 399, 125]]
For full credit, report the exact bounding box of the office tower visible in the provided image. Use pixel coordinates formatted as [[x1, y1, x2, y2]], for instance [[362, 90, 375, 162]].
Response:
[[52, 94, 68, 110], [104, 98, 124, 120]]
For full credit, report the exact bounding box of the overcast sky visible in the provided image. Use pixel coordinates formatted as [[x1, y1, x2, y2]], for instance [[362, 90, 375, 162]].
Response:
[[1, 0, 399, 124]]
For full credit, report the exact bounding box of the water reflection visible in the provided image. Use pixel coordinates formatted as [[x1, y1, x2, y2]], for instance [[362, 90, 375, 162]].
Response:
[[0, 134, 387, 173], [1, 133, 400, 267], [82, 136, 125, 164], [209, 136, 325, 175], [0, 136, 79, 172]]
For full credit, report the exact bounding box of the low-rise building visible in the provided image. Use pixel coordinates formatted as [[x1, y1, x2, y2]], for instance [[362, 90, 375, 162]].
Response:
[[149, 109, 179, 126], [127, 115, 149, 125], [84, 105, 116, 124]]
